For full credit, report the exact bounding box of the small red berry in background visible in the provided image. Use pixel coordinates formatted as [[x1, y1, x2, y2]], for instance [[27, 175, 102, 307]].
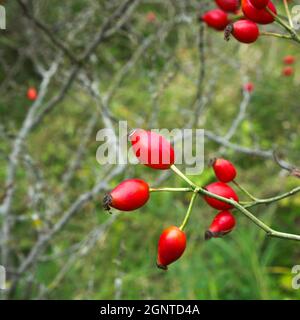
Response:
[[215, 0, 240, 13], [243, 82, 255, 93], [205, 211, 236, 240], [212, 158, 237, 183], [241, 0, 277, 25], [146, 11, 156, 23], [157, 226, 186, 270], [225, 20, 259, 44], [282, 66, 294, 77], [129, 129, 175, 170], [249, 0, 269, 9], [204, 182, 239, 210], [27, 87, 38, 101], [103, 179, 149, 212], [283, 55, 295, 65], [201, 9, 229, 31]]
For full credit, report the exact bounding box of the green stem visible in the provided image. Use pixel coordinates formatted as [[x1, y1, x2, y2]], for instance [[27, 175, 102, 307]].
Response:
[[266, 7, 300, 43], [170, 165, 198, 188], [179, 189, 199, 231], [150, 187, 193, 193], [244, 186, 300, 209], [283, 0, 294, 28], [260, 31, 292, 40], [233, 180, 258, 201]]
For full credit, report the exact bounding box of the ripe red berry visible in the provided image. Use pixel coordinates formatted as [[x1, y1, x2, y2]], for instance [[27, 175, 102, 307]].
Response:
[[243, 82, 254, 93], [215, 0, 240, 13], [242, 0, 277, 24], [103, 179, 149, 211], [249, 0, 269, 9], [282, 66, 294, 77], [27, 87, 38, 101], [212, 158, 237, 183], [201, 9, 229, 31], [283, 55, 295, 65], [225, 20, 259, 43], [205, 211, 236, 240], [204, 182, 239, 210], [157, 226, 186, 270], [129, 129, 175, 170]]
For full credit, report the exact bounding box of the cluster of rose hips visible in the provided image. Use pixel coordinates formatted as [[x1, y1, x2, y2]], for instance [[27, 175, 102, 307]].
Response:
[[202, 0, 277, 44], [282, 55, 296, 77], [104, 129, 240, 270]]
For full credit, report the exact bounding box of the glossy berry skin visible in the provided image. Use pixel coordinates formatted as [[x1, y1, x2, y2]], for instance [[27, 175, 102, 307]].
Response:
[[283, 55, 295, 65], [130, 129, 175, 170], [103, 179, 149, 211], [242, 0, 277, 24], [249, 0, 269, 9], [228, 20, 259, 43], [215, 0, 240, 13], [157, 226, 186, 270], [244, 82, 254, 93], [204, 182, 239, 210], [27, 87, 38, 101], [205, 211, 236, 240], [202, 9, 229, 31], [282, 66, 294, 77], [212, 158, 237, 183]]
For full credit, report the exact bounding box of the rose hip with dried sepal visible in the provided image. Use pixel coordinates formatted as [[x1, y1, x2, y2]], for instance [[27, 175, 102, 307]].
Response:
[[103, 179, 150, 212]]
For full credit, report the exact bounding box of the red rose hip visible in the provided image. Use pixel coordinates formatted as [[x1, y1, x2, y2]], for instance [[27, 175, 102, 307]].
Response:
[[204, 182, 239, 210], [282, 66, 294, 77], [243, 82, 254, 93], [212, 158, 237, 183], [215, 0, 240, 13], [205, 211, 236, 240], [249, 0, 269, 9], [242, 0, 277, 24], [201, 9, 229, 31], [27, 87, 38, 101], [225, 20, 259, 44], [283, 55, 295, 65], [130, 129, 175, 170], [157, 226, 186, 270], [103, 179, 150, 211]]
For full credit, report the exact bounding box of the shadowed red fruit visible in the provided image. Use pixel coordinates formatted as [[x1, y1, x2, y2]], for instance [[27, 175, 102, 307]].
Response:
[[243, 82, 254, 93], [225, 20, 259, 43], [205, 211, 236, 240], [157, 226, 186, 270], [204, 182, 239, 210], [242, 0, 277, 24], [249, 0, 269, 9], [215, 0, 240, 13], [283, 55, 295, 65], [212, 158, 237, 183], [130, 129, 175, 170], [146, 11, 156, 23], [27, 87, 38, 101], [282, 66, 294, 77], [103, 179, 149, 211], [201, 9, 229, 31]]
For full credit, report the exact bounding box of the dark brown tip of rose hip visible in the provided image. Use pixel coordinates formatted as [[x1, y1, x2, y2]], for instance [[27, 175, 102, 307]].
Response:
[[224, 23, 234, 42], [156, 262, 168, 271], [205, 230, 227, 240], [103, 193, 112, 211], [208, 157, 217, 168], [205, 230, 213, 240]]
